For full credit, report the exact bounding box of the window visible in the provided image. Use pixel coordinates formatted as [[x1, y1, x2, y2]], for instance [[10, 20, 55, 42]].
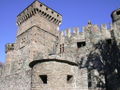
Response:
[[62, 44, 64, 52], [40, 4, 42, 7], [46, 8, 48, 10], [88, 82, 92, 87], [51, 11, 54, 14], [77, 42, 86, 48], [88, 72, 92, 87], [60, 44, 62, 53], [116, 10, 120, 15], [39, 75, 47, 84], [106, 39, 111, 44], [60, 44, 64, 53], [67, 75, 73, 83], [57, 14, 59, 17]]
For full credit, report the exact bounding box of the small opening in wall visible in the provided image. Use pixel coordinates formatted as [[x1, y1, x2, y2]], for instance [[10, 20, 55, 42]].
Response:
[[88, 82, 92, 87], [39, 75, 47, 84], [40, 4, 43, 7], [116, 10, 120, 15], [51, 11, 54, 14], [36, 8, 39, 12], [67, 75, 73, 83], [77, 42, 86, 48], [57, 14, 59, 17], [106, 39, 112, 44], [46, 8, 48, 10]]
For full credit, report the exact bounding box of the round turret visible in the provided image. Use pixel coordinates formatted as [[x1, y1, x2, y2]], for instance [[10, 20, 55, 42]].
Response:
[[29, 59, 81, 90], [111, 8, 120, 22]]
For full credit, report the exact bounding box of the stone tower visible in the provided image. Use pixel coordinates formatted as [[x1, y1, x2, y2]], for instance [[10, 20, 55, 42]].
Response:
[[16, 0, 62, 57], [5, 0, 62, 71]]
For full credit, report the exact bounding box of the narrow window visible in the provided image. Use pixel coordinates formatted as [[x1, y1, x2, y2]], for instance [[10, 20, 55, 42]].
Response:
[[57, 14, 59, 17], [60, 44, 64, 53], [46, 8, 48, 10], [77, 42, 86, 48], [39, 75, 47, 84], [62, 44, 64, 52], [40, 4, 42, 7], [116, 10, 120, 15], [60, 44, 62, 53], [67, 75, 73, 83], [88, 71, 92, 87]]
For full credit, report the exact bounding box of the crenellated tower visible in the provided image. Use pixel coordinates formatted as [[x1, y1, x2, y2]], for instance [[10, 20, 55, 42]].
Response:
[[16, 0, 62, 36], [5, 0, 63, 73], [15, 0, 62, 61]]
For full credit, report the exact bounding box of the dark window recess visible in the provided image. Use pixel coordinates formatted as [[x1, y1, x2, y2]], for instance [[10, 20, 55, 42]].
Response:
[[88, 82, 92, 87], [40, 4, 42, 7], [106, 39, 111, 44], [51, 11, 54, 14], [57, 14, 59, 17], [67, 75, 73, 83], [88, 71, 92, 87], [39, 75, 47, 84], [46, 8, 48, 10], [77, 42, 86, 48], [116, 10, 120, 15], [60, 44, 64, 53]]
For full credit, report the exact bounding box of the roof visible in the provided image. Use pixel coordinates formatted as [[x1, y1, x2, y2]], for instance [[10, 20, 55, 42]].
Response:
[[29, 59, 78, 68]]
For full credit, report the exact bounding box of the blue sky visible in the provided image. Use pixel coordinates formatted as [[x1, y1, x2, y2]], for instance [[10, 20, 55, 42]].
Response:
[[0, 0, 120, 63]]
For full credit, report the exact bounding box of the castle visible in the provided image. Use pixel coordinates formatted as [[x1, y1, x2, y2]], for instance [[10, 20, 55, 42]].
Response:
[[0, 0, 120, 90]]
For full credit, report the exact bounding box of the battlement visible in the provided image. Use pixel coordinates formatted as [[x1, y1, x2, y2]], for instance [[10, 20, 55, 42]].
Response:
[[17, 0, 62, 26], [59, 23, 113, 42], [5, 43, 15, 53]]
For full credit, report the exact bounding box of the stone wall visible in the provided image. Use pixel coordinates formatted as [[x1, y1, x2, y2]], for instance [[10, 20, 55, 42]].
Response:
[[0, 70, 31, 90]]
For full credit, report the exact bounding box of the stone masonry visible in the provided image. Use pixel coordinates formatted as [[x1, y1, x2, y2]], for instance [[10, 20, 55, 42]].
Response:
[[0, 0, 120, 90]]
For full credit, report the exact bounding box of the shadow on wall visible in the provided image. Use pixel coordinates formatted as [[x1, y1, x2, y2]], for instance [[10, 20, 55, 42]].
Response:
[[80, 30, 120, 90]]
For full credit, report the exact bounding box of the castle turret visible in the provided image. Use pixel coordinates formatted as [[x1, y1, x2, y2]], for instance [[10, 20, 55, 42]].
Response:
[[14, 0, 63, 64], [29, 58, 88, 90], [111, 8, 120, 24], [5, 43, 15, 62], [111, 8, 120, 41], [16, 0, 62, 37]]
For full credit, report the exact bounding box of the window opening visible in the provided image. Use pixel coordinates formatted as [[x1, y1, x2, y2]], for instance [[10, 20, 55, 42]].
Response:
[[40, 4, 42, 7], [116, 10, 120, 15], [67, 75, 73, 83], [39, 75, 47, 84], [77, 42, 86, 48], [60, 44, 64, 53], [106, 39, 111, 44]]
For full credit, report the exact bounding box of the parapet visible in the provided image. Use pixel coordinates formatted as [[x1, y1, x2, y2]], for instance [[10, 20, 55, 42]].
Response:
[[5, 43, 15, 53], [17, 0, 62, 26], [60, 27, 82, 37], [59, 23, 114, 43]]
